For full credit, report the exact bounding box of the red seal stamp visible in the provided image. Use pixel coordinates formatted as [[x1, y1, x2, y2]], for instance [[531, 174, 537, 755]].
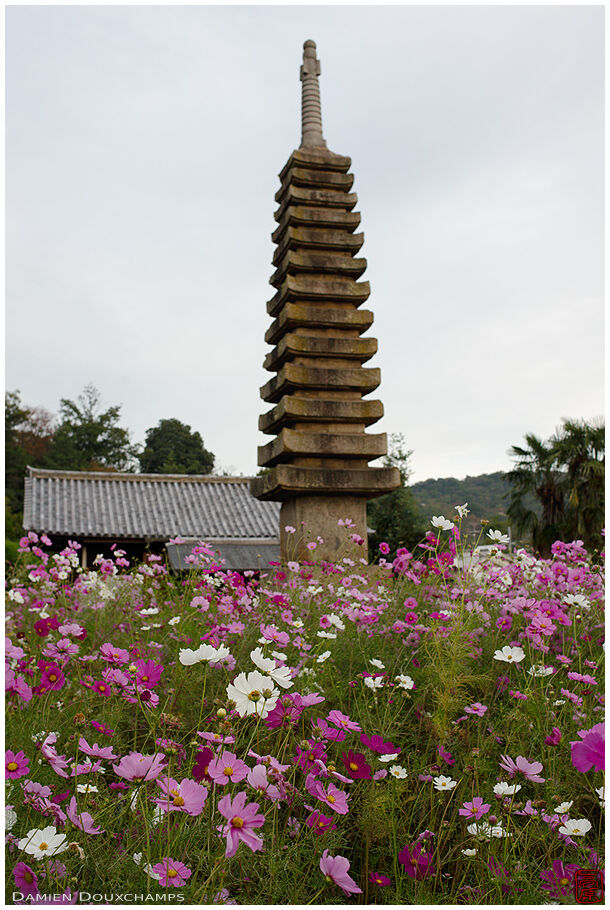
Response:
[[575, 869, 604, 904]]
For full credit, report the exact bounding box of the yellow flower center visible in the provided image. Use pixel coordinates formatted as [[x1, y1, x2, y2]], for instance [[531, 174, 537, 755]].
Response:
[[7, 762, 18, 771], [560, 878, 570, 886], [172, 796, 185, 807], [248, 690, 261, 702], [39, 842, 48, 851], [141, 675, 149, 682], [24, 872, 34, 884], [167, 869, 177, 879], [231, 816, 244, 828], [224, 766, 234, 777], [327, 795, 335, 804], [349, 762, 358, 772], [49, 674, 57, 682]]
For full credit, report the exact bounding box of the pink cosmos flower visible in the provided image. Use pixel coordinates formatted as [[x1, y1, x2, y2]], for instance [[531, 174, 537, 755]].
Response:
[[568, 671, 597, 685], [208, 751, 250, 786], [92, 680, 113, 697], [545, 727, 562, 746], [99, 643, 130, 665], [571, 723, 605, 772], [6, 750, 29, 780], [90, 721, 114, 737], [499, 754, 545, 783], [459, 797, 490, 819], [305, 776, 349, 815], [246, 765, 281, 802], [314, 718, 346, 742], [112, 751, 166, 782], [340, 750, 372, 780], [295, 741, 328, 772], [327, 709, 362, 733], [464, 702, 488, 716], [151, 858, 192, 888], [319, 850, 362, 896], [379, 542, 390, 554], [437, 746, 455, 766], [77, 738, 117, 762], [398, 842, 435, 879], [154, 777, 208, 816], [13, 862, 39, 898], [217, 790, 265, 858], [66, 797, 104, 834], [40, 735, 70, 779]]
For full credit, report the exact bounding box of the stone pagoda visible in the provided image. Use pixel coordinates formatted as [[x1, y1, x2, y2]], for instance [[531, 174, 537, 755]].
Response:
[[250, 39, 400, 562]]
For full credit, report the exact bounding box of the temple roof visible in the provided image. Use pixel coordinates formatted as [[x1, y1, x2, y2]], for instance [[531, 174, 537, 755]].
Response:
[[24, 467, 280, 540]]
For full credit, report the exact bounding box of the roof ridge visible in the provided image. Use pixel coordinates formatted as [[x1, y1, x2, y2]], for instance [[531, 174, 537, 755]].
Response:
[[26, 467, 253, 484]]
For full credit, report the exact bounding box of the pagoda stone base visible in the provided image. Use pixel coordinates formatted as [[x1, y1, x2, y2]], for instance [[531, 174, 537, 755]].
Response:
[[280, 495, 368, 563]]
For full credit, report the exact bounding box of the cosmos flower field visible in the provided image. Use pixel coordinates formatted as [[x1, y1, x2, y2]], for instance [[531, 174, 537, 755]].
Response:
[[5, 513, 605, 905]]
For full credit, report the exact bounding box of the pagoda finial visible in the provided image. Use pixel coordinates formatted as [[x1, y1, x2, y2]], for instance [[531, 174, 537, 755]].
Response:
[[300, 39, 326, 149]]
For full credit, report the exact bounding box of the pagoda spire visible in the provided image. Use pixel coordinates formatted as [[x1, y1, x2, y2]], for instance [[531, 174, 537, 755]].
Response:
[[300, 39, 326, 149]]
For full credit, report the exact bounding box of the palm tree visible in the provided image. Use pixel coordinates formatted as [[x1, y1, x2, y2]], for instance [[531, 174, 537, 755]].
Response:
[[551, 418, 605, 551], [505, 433, 565, 557]]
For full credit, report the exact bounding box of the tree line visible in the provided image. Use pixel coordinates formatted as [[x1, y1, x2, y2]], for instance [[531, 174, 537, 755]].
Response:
[[6, 384, 215, 516], [5, 384, 604, 560]]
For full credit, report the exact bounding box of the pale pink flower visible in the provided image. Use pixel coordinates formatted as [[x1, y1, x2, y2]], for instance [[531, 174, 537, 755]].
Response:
[[499, 754, 545, 783], [217, 790, 265, 858], [319, 850, 362, 896]]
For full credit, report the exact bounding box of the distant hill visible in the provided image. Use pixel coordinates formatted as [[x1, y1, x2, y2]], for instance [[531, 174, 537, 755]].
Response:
[[410, 471, 536, 539]]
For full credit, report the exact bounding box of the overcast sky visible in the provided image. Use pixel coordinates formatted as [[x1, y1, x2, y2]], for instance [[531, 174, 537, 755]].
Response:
[[6, 5, 604, 484]]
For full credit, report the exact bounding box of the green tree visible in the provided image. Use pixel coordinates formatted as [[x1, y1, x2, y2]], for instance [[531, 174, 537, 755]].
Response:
[[551, 418, 604, 551], [505, 419, 605, 556], [5, 390, 31, 512], [367, 433, 426, 556], [47, 384, 138, 471], [139, 419, 215, 475]]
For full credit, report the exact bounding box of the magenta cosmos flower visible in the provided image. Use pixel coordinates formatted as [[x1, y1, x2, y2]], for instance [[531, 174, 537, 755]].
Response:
[[305, 810, 337, 835], [340, 750, 372, 780], [370, 872, 391, 886], [6, 750, 29, 780], [499, 754, 545, 783], [151, 858, 192, 888], [133, 659, 164, 688], [13, 862, 39, 898], [360, 733, 401, 755], [540, 860, 582, 899], [78, 737, 117, 761], [459, 797, 490, 820], [327, 709, 362, 733], [112, 751, 166, 782], [571, 723, 605, 773], [208, 750, 249, 786], [217, 790, 265, 858], [319, 850, 362, 896], [398, 843, 435, 879], [65, 797, 104, 834]]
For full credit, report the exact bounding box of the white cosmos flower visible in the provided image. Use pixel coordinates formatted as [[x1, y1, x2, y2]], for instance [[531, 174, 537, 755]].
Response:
[[369, 659, 385, 669], [317, 631, 337, 639], [558, 818, 592, 837], [133, 853, 161, 881], [395, 674, 415, 690], [389, 765, 407, 779], [528, 665, 554, 677], [467, 821, 510, 838], [379, 753, 400, 763], [493, 645, 525, 664], [18, 825, 68, 859], [554, 801, 573, 814], [431, 516, 454, 531], [461, 848, 477, 856], [168, 616, 181, 625], [250, 647, 293, 689], [179, 643, 230, 665], [595, 786, 605, 808], [327, 613, 345, 630], [493, 781, 521, 797], [316, 651, 331, 664], [433, 776, 457, 791], [364, 676, 384, 690], [487, 529, 510, 544], [6, 807, 17, 830], [455, 504, 469, 518], [76, 783, 98, 794], [226, 670, 279, 718], [272, 651, 287, 661]]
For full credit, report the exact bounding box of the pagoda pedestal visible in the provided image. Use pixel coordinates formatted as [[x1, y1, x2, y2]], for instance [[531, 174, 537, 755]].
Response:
[[250, 41, 400, 563]]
